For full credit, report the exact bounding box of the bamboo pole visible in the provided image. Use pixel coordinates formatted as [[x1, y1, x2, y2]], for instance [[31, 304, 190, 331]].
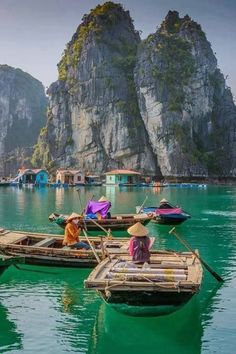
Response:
[[83, 228, 101, 263], [137, 195, 148, 214], [169, 227, 224, 283]]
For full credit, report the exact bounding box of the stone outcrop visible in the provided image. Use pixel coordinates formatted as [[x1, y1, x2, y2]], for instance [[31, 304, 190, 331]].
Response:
[[33, 2, 159, 176], [33, 4, 236, 178], [0, 65, 47, 176], [134, 11, 236, 177]]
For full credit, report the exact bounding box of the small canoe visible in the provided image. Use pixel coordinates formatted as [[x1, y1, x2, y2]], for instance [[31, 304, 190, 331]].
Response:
[[0, 255, 24, 276], [0, 228, 129, 268], [84, 252, 203, 316], [48, 212, 152, 230], [137, 202, 191, 225]]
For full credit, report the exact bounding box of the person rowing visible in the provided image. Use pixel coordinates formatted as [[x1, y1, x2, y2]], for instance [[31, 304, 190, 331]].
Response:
[[63, 212, 90, 250]]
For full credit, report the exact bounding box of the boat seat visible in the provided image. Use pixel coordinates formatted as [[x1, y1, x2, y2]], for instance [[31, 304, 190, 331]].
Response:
[[33, 238, 55, 248]]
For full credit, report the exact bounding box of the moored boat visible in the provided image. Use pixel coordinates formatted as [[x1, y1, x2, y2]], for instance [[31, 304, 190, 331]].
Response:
[[49, 212, 152, 230], [84, 252, 203, 316], [0, 228, 129, 268], [137, 199, 191, 225]]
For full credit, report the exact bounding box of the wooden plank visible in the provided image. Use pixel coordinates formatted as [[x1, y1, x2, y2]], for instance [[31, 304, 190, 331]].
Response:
[[33, 238, 55, 248], [0, 233, 28, 245]]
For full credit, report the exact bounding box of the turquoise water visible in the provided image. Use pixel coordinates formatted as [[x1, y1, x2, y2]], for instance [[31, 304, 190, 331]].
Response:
[[0, 185, 236, 353]]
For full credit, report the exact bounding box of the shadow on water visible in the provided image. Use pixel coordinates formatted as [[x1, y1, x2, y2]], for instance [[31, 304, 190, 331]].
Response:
[[87, 281, 224, 354], [0, 301, 23, 352]]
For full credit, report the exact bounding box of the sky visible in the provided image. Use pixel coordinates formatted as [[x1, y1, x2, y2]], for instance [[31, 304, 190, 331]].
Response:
[[0, 0, 236, 98]]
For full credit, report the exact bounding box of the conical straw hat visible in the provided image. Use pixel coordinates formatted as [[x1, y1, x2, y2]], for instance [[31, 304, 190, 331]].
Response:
[[160, 198, 168, 204], [98, 196, 108, 202], [127, 222, 149, 237], [67, 212, 82, 222]]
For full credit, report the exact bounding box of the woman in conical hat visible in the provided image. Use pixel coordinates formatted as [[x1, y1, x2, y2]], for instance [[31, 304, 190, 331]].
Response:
[[159, 198, 171, 209], [66, 212, 81, 222], [127, 222, 149, 237], [160, 198, 168, 204], [128, 222, 151, 264], [63, 212, 90, 250]]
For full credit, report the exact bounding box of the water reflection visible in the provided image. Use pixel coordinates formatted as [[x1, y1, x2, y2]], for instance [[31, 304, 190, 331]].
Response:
[[55, 187, 65, 210], [0, 301, 23, 353], [88, 298, 203, 354]]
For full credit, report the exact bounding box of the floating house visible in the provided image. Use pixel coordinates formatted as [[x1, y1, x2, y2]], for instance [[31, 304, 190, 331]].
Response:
[[56, 169, 85, 185], [12, 169, 49, 186], [105, 169, 141, 186], [85, 175, 102, 186]]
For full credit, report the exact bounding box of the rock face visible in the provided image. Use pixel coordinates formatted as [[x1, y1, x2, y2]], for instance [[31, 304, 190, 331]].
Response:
[[33, 2, 158, 175], [134, 11, 236, 177], [0, 65, 47, 177], [34, 4, 236, 178]]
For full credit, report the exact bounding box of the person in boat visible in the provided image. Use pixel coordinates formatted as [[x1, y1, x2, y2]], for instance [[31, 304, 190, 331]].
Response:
[[158, 198, 172, 209], [63, 212, 90, 250], [128, 222, 151, 264], [96, 196, 111, 219], [85, 196, 111, 220]]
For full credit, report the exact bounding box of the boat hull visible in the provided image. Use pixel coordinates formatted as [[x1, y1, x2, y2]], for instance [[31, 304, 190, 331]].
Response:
[[99, 290, 194, 316], [0, 256, 24, 276], [49, 212, 152, 230], [0, 229, 129, 269], [3, 252, 97, 268], [152, 214, 190, 225], [0, 265, 9, 276]]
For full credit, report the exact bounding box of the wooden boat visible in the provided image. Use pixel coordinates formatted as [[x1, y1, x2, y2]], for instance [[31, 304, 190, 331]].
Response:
[[0, 255, 24, 276], [0, 181, 10, 187], [48, 212, 152, 230], [0, 228, 130, 268], [137, 201, 191, 225], [85, 252, 203, 316]]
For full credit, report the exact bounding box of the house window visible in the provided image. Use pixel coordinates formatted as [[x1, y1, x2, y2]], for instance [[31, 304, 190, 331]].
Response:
[[110, 176, 112, 181]]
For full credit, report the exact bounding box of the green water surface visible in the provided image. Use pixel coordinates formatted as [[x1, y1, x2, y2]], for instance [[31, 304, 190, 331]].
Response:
[[0, 185, 235, 353]]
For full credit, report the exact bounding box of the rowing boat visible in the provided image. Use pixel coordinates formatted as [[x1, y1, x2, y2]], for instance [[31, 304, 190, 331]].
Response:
[[49, 212, 152, 230], [137, 200, 191, 225], [84, 252, 203, 316], [0, 228, 129, 268]]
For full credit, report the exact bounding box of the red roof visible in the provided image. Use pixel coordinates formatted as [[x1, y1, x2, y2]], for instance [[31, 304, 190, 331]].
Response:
[[105, 169, 141, 175]]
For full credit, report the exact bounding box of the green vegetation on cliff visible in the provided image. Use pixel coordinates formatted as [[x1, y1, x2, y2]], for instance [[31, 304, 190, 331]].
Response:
[[58, 2, 123, 81]]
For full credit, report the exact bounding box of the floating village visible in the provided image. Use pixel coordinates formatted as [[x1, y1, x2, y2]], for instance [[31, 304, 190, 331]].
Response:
[[0, 1, 235, 353], [0, 166, 219, 318]]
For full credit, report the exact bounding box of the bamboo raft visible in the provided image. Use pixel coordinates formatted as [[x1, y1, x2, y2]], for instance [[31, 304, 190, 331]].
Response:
[[85, 252, 203, 315], [49, 212, 152, 230], [0, 228, 129, 268]]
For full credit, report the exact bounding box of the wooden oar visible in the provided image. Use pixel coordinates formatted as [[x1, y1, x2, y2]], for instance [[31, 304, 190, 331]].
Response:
[[169, 227, 224, 283], [82, 228, 101, 263], [137, 195, 148, 214]]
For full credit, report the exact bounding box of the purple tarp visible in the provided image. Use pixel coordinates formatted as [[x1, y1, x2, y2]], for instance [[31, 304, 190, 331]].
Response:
[[85, 200, 111, 218], [156, 208, 182, 215]]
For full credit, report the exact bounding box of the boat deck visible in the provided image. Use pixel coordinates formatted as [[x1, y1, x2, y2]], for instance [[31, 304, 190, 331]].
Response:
[[85, 252, 203, 292]]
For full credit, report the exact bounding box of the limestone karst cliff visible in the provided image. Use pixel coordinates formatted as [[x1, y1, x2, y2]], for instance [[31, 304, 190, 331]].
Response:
[[32, 2, 159, 176], [134, 10, 236, 177], [0, 65, 47, 176], [33, 3, 236, 178]]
